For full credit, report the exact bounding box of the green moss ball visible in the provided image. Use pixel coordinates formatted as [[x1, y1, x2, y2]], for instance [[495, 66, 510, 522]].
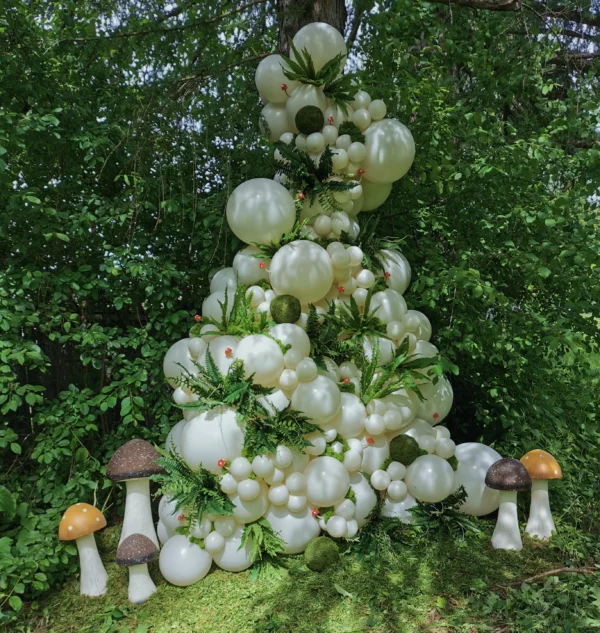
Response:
[[304, 537, 339, 572], [389, 434, 426, 465], [270, 294, 301, 324], [295, 105, 325, 135]]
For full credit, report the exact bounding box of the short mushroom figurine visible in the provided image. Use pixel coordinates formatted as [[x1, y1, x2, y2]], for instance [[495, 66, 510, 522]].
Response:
[[485, 457, 531, 551], [59, 503, 108, 597], [520, 449, 562, 540], [107, 439, 164, 547], [116, 533, 159, 604]]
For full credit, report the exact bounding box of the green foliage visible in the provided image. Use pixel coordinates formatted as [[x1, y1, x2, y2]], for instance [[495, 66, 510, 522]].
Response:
[[294, 106, 325, 135], [337, 121, 366, 144], [152, 449, 234, 531], [270, 295, 302, 324], [304, 536, 340, 572], [389, 434, 426, 465], [242, 404, 319, 460], [241, 518, 286, 565], [355, 214, 406, 271]]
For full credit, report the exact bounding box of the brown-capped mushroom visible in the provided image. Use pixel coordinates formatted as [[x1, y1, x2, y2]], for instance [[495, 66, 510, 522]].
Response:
[[107, 439, 164, 547], [59, 503, 108, 596], [116, 533, 158, 604]]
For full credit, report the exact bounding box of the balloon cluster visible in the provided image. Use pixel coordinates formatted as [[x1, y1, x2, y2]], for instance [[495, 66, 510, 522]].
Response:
[[155, 22, 504, 587]]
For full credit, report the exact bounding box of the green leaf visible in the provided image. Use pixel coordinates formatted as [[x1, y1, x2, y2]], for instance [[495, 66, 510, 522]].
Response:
[[9, 596, 23, 611], [0, 486, 16, 519], [538, 267, 551, 279]]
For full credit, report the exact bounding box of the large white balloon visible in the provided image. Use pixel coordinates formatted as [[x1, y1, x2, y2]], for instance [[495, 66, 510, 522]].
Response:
[[229, 481, 270, 524], [260, 103, 296, 141], [404, 455, 455, 503], [417, 377, 454, 425], [291, 374, 341, 424], [331, 393, 367, 438], [349, 472, 377, 527], [233, 246, 269, 285], [234, 334, 284, 387], [165, 419, 187, 456], [181, 408, 244, 473], [369, 289, 407, 324], [264, 505, 321, 554], [382, 493, 418, 524], [270, 241, 334, 304], [163, 338, 198, 388], [360, 180, 392, 212], [210, 267, 237, 294], [202, 289, 234, 324], [377, 249, 412, 295], [269, 323, 311, 358], [212, 527, 254, 572], [159, 535, 212, 586], [198, 335, 240, 376], [291, 22, 347, 72], [362, 119, 415, 184], [227, 178, 296, 246], [285, 84, 327, 127], [304, 456, 350, 507], [255, 55, 298, 103], [454, 443, 502, 516]]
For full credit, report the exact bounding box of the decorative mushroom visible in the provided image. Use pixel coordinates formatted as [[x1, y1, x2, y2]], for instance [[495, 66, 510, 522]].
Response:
[[59, 503, 108, 597], [520, 449, 562, 540], [485, 458, 531, 551], [116, 533, 158, 604], [107, 439, 164, 547]]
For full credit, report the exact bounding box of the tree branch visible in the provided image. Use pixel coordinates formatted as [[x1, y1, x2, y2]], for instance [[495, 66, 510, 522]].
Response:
[[526, 1, 600, 28], [497, 567, 598, 589], [509, 27, 599, 41], [61, 0, 269, 43], [346, 8, 365, 50], [419, 0, 522, 12]]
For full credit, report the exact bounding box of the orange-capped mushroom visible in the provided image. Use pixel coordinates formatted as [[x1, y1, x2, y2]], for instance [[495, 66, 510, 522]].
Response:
[[520, 450, 562, 480], [59, 503, 107, 541]]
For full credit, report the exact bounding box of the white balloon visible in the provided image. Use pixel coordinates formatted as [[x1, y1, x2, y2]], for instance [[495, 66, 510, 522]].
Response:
[[264, 467, 285, 486], [230, 456, 253, 481], [163, 338, 197, 388], [213, 516, 237, 538], [234, 334, 284, 387], [387, 480, 408, 502], [361, 435, 390, 475], [269, 323, 311, 359], [269, 485, 290, 506], [264, 505, 321, 554], [306, 132, 325, 153], [387, 461, 407, 481], [336, 134, 352, 151], [286, 472, 307, 494], [270, 241, 334, 304], [233, 246, 269, 285], [291, 375, 341, 424], [349, 472, 377, 527], [238, 478, 261, 501], [436, 438, 456, 459], [204, 531, 225, 554], [454, 443, 502, 516], [382, 493, 418, 523], [368, 99, 387, 121], [435, 426, 451, 440], [377, 249, 411, 295], [418, 434, 436, 453], [325, 104, 353, 128], [400, 418, 436, 440], [159, 535, 212, 587], [220, 473, 238, 495], [365, 414, 386, 436], [252, 455, 275, 478], [359, 180, 393, 213], [369, 289, 408, 324], [210, 267, 237, 294], [334, 499, 356, 520], [363, 336, 395, 366], [188, 337, 206, 359], [274, 445, 293, 469], [282, 448, 310, 478], [417, 377, 454, 425], [201, 289, 233, 324], [158, 495, 182, 532], [285, 84, 327, 127], [405, 455, 455, 503], [345, 519, 359, 538], [362, 119, 415, 184], [304, 456, 350, 507], [291, 22, 347, 73], [343, 450, 362, 472], [326, 515, 347, 538], [212, 527, 254, 572], [229, 482, 269, 524], [322, 124, 338, 145], [371, 469, 391, 491], [305, 433, 326, 456], [352, 108, 371, 131], [227, 178, 295, 245], [260, 103, 296, 141], [296, 357, 318, 382], [287, 495, 308, 512], [157, 520, 174, 545], [165, 419, 187, 456], [258, 390, 290, 416], [254, 54, 298, 103]]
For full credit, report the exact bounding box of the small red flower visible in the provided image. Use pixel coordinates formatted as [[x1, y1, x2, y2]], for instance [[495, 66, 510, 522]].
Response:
[[194, 315, 202, 322], [217, 459, 226, 468], [343, 377, 351, 384], [281, 83, 288, 91], [433, 412, 439, 420], [337, 285, 345, 293], [225, 347, 233, 357], [178, 514, 185, 521], [311, 508, 320, 517], [357, 168, 365, 175], [384, 271, 391, 279], [298, 192, 305, 200], [259, 262, 266, 269], [367, 437, 375, 445], [328, 116, 334, 124]]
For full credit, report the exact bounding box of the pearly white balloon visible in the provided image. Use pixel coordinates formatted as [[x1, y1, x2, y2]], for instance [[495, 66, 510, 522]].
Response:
[[291, 22, 347, 73], [404, 455, 455, 503], [304, 456, 350, 507], [362, 119, 415, 184], [454, 443, 502, 516], [159, 535, 212, 587], [254, 54, 298, 103], [264, 505, 321, 554]]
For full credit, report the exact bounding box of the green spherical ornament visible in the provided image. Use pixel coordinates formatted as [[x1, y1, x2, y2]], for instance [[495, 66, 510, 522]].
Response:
[[304, 537, 339, 572], [389, 434, 426, 465], [270, 294, 302, 324], [295, 105, 325, 135]]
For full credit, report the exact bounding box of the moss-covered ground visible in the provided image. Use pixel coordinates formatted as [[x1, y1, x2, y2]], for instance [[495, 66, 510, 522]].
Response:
[[22, 518, 600, 633]]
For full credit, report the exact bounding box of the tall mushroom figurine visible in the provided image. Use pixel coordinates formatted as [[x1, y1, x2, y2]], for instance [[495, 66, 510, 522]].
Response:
[[485, 458, 531, 551], [116, 533, 159, 604], [59, 503, 108, 597], [107, 439, 164, 547], [520, 449, 562, 540]]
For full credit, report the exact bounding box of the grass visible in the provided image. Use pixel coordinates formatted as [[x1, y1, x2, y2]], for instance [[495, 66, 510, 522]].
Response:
[[20, 518, 600, 633]]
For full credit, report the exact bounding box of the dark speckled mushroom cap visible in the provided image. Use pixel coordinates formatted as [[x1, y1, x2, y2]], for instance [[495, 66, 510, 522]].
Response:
[[107, 439, 164, 482], [116, 533, 158, 566], [485, 457, 532, 492]]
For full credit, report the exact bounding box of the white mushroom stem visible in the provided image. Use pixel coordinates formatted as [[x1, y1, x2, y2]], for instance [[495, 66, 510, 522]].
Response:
[[127, 563, 157, 604], [491, 490, 523, 551], [121, 478, 159, 547], [76, 533, 108, 597], [526, 479, 556, 540]]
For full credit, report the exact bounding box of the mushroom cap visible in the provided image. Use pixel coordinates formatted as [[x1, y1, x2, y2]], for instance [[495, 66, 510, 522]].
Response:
[[59, 503, 107, 541], [485, 457, 532, 492], [116, 533, 159, 566], [520, 449, 562, 480], [107, 439, 164, 482]]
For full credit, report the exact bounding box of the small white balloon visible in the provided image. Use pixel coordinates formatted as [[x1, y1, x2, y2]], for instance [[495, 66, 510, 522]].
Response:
[[326, 515, 348, 538], [352, 108, 372, 131], [296, 357, 318, 382], [254, 54, 298, 104], [345, 518, 359, 538], [287, 494, 308, 512], [405, 455, 455, 503], [286, 472, 307, 494], [213, 516, 237, 538], [436, 438, 456, 459], [264, 505, 320, 554], [417, 435, 437, 454], [159, 535, 212, 587], [356, 269, 375, 288], [279, 368, 299, 391], [306, 132, 325, 153], [274, 445, 293, 469], [371, 469, 391, 491], [305, 434, 327, 456], [220, 473, 239, 495], [291, 374, 341, 424], [322, 124, 338, 145], [343, 450, 362, 472], [190, 517, 212, 540], [347, 142, 367, 164], [252, 455, 275, 478], [264, 467, 286, 486], [386, 461, 407, 481], [336, 134, 352, 151], [365, 414, 386, 436], [204, 531, 225, 554], [368, 99, 387, 121], [387, 480, 408, 502], [335, 498, 356, 520], [304, 456, 350, 507], [237, 478, 261, 501], [362, 119, 415, 184], [269, 484, 290, 506], [212, 527, 254, 572]]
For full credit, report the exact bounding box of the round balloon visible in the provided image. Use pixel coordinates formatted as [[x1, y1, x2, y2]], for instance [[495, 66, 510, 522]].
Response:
[[361, 435, 390, 474], [404, 455, 455, 503], [362, 119, 415, 184], [291, 374, 341, 424], [331, 393, 367, 438], [360, 180, 392, 212], [212, 527, 254, 572], [291, 22, 347, 72], [264, 505, 321, 554], [229, 481, 270, 524], [165, 419, 187, 456], [226, 178, 295, 245], [377, 249, 411, 295], [159, 535, 212, 586], [234, 334, 284, 387], [202, 289, 234, 324], [255, 54, 299, 103], [163, 338, 198, 388], [285, 84, 327, 127], [210, 267, 237, 294], [368, 289, 407, 324], [382, 493, 418, 524], [269, 323, 311, 358], [454, 442, 502, 516], [270, 240, 334, 304], [233, 246, 270, 285], [417, 377, 454, 425], [198, 335, 240, 376], [304, 456, 350, 507], [260, 103, 296, 141], [349, 472, 377, 527]]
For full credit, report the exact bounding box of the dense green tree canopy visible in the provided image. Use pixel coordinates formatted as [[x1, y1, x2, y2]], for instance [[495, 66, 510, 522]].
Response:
[[0, 0, 598, 623]]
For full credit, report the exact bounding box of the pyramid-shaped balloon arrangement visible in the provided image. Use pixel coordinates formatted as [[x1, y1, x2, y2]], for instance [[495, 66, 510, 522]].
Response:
[[78, 23, 519, 599]]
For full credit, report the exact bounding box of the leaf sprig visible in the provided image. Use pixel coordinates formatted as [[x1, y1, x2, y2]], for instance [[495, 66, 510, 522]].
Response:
[[241, 517, 287, 564]]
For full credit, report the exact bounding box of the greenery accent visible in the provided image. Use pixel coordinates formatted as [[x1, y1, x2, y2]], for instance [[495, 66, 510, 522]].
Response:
[[389, 434, 427, 465], [304, 536, 340, 572], [447, 455, 459, 471], [355, 214, 406, 271], [337, 121, 365, 144], [295, 105, 325, 135], [152, 449, 234, 530], [240, 518, 286, 564], [270, 294, 302, 324], [242, 404, 320, 460]]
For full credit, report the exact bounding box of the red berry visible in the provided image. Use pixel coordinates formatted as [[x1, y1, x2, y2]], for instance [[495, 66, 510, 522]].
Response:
[[281, 83, 288, 91], [217, 459, 226, 468], [225, 347, 233, 356], [259, 262, 266, 269], [357, 169, 365, 175], [328, 116, 334, 124], [298, 192, 305, 200], [384, 271, 391, 278], [312, 508, 320, 517], [194, 315, 202, 322], [367, 437, 375, 445], [337, 285, 345, 293], [343, 377, 351, 384], [178, 514, 185, 521], [433, 412, 439, 420]]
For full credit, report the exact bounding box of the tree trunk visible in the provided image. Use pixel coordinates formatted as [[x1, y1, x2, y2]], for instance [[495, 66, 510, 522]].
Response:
[[277, 0, 347, 55]]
